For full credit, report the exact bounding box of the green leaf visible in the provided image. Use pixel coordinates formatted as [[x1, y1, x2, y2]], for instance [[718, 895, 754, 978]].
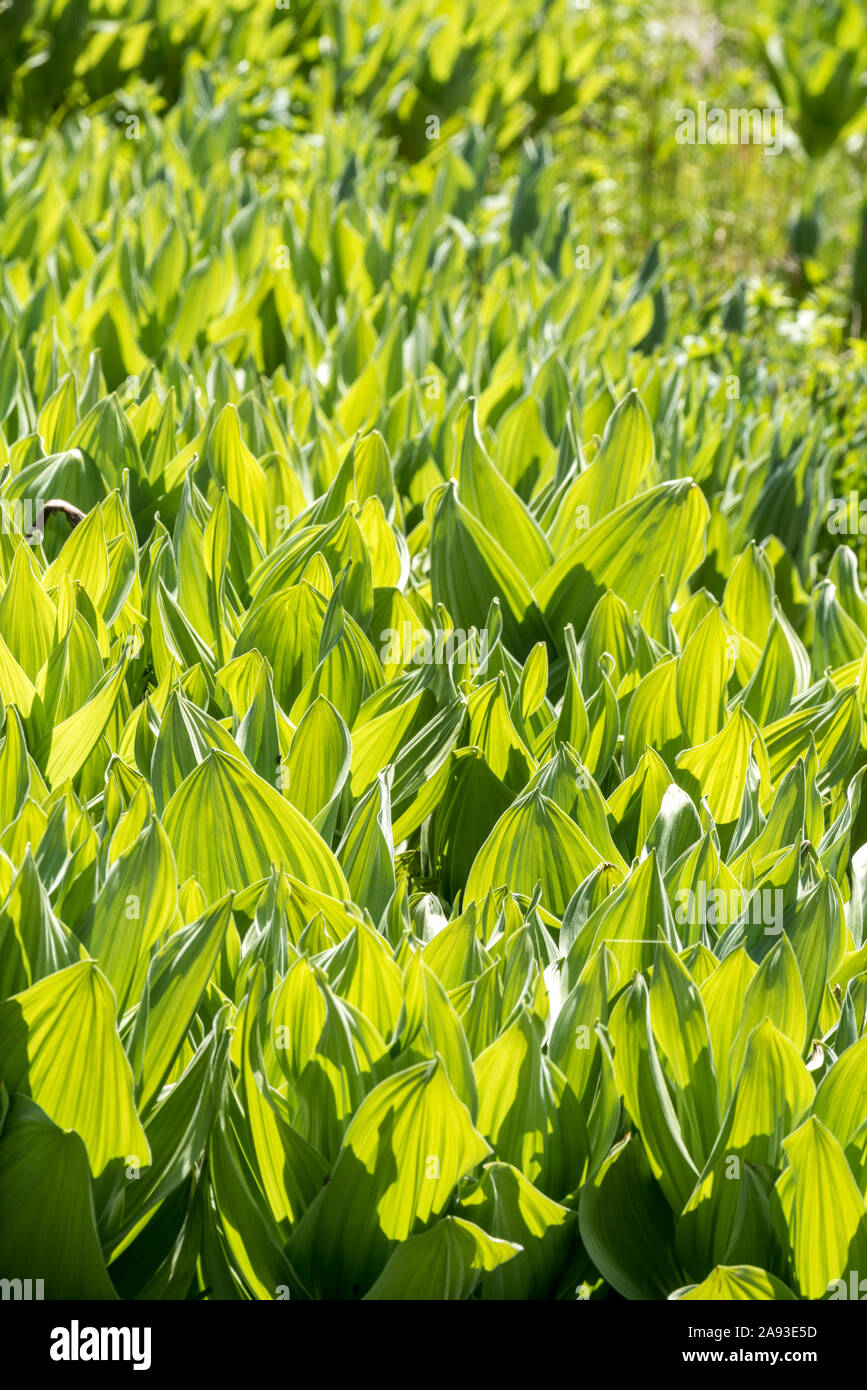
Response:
[[83, 818, 177, 1013], [772, 1116, 867, 1299], [0, 961, 149, 1175], [337, 769, 396, 923], [579, 1132, 685, 1300], [208, 405, 271, 546], [286, 1057, 491, 1298], [608, 973, 698, 1211], [424, 747, 513, 904], [454, 400, 552, 585], [649, 942, 720, 1167], [238, 964, 328, 1227], [465, 786, 606, 916], [324, 918, 404, 1041], [813, 1036, 867, 1150], [284, 695, 351, 836], [270, 960, 388, 1162], [0, 849, 79, 997], [457, 1161, 577, 1299], [0, 1096, 118, 1298], [430, 481, 551, 659], [675, 1021, 813, 1278], [676, 708, 771, 825], [363, 1216, 520, 1300], [676, 605, 731, 745], [475, 1007, 588, 1199], [39, 656, 128, 788], [548, 389, 655, 549], [164, 749, 349, 904], [537, 480, 709, 643], [671, 1266, 797, 1300], [0, 547, 56, 681], [395, 950, 477, 1116], [730, 935, 807, 1083], [129, 896, 231, 1112]]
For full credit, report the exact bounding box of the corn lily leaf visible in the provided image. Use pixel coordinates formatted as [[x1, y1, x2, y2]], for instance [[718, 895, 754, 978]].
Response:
[[457, 1160, 577, 1300], [38, 655, 128, 788], [670, 1265, 797, 1300], [465, 786, 606, 916], [284, 695, 351, 836], [286, 1057, 491, 1298], [813, 1035, 867, 1150], [430, 481, 551, 660], [0, 961, 148, 1175], [0, 1096, 118, 1298], [537, 480, 709, 644], [82, 818, 177, 1013], [362, 1215, 520, 1300], [772, 1116, 867, 1299], [608, 973, 698, 1211], [164, 749, 349, 904], [238, 964, 328, 1227], [475, 1006, 589, 1199], [129, 896, 231, 1112], [579, 1132, 685, 1300]]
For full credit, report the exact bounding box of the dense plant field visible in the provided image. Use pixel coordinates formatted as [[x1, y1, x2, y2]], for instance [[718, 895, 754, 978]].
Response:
[[1, 0, 867, 1302]]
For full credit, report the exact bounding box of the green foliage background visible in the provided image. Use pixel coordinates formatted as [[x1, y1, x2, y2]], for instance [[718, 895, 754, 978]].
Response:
[[0, 0, 866, 1301]]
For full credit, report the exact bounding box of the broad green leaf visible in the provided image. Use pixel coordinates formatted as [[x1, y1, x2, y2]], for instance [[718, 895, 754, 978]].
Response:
[[395, 951, 477, 1115], [475, 1007, 589, 1199], [0, 546, 55, 680], [286, 1058, 491, 1298], [730, 935, 807, 1083], [0, 849, 79, 996], [676, 605, 732, 745], [324, 918, 404, 1041], [129, 897, 231, 1111], [337, 770, 396, 923], [0, 961, 148, 1174], [164, 749, 349, 903], [465, 787, 606, 916], [454, 400, 552, 584], [208, 404, 271, 546], [39, 656, 128, 788], [608, 973, 698, 1210], [84, 818, 177, 1013], [537, 480, 709, 643], [430, 482, 551, 660], [773, 1117, 867, 1299], [457, 1161, 577, 1300], [671, 1266, 797, 1300], [0, 1096, 118, 1298], [675, 1021, 813, 1278], [363, 1216, 520, 1300], [676, 709, 771, 825], [548, 389, 655, 550], [813, 1036, 867, 1150], [238, 965, 328, 1227], [284, 695, 351, 835], [649, 942, 720, 1166], [578, 1132, 684, 1300]]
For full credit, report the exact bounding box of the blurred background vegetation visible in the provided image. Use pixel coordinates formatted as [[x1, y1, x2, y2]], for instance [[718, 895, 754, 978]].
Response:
[[2, 0, 866, 307], [0, 0, 866, 583]]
